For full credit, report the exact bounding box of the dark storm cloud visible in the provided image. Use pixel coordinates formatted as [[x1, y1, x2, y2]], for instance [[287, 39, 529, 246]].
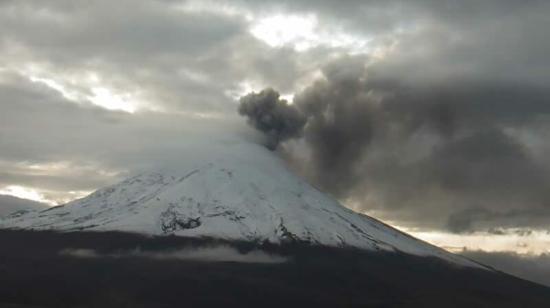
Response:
[[238, 88, 306, 150]]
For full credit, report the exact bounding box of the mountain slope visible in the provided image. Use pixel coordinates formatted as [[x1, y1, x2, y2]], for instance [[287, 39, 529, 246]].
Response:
[[3, 229, 550, 308], [0, 141, 479, 267], [0, 195, 48, 217]]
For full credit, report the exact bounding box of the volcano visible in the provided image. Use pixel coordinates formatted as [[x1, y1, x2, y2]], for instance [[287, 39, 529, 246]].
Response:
[[0, 141, 478, 267], [1, 141, 549, 307]]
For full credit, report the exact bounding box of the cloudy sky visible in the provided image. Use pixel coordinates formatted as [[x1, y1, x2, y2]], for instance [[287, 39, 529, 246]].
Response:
[[1, 0, 550, 285]]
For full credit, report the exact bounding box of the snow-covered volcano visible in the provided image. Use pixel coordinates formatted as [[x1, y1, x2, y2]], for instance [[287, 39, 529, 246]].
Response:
[[0, 141, 479, 267]]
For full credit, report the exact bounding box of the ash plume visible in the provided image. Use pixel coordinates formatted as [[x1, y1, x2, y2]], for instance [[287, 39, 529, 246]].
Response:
[[238, 56, 550, 232], [238, 88, 306, 150]]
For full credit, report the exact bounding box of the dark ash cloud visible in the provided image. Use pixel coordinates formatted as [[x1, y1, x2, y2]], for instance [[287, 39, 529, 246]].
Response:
[[241, 54, 550, 232], [238, 88, 306, 150]]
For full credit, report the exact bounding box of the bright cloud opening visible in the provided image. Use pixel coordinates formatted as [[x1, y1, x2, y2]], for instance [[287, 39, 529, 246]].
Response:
[[0, 185, 91, 206], [21, 65, 141, 113], [0, 185, 54, 205], [250, 14, 372, 53], [250, 14, 318, 51], [404, 228, 550, 256], [89, 87, 136, 113]]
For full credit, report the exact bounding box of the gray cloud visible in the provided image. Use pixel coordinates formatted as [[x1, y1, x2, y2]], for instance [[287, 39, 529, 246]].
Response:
[[0, 0, 314, 199], [462, 250, 550, 287], [0, 0, 313, 114], [0, 161, 115, 193], [0, 71, 253, 202], [448, 208, 550, 234]]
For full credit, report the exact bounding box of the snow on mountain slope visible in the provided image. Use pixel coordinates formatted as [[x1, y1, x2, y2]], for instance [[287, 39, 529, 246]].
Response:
[[0, 140, 482, 267], [0, 195, 48, 218]]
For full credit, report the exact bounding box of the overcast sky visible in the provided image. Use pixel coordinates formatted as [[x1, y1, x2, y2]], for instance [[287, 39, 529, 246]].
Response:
[[1, 0, 550, 284]]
